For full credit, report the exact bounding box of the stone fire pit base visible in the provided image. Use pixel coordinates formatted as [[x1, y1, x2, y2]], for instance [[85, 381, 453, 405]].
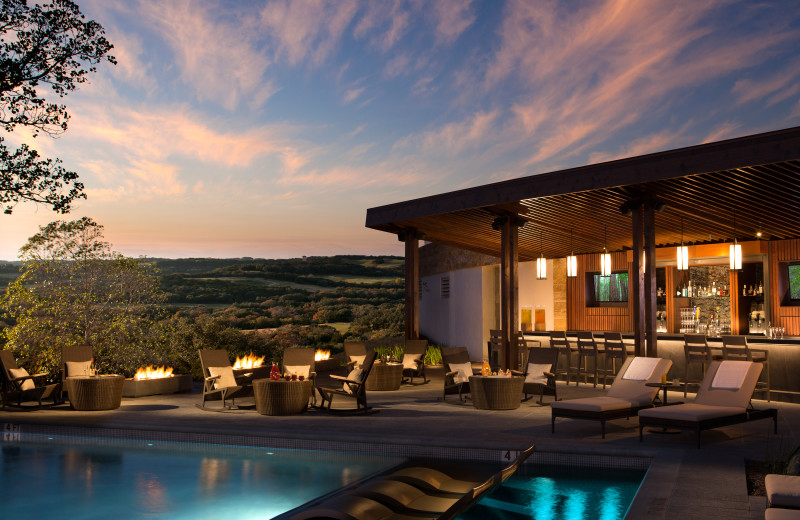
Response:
[[123, 374, 193, 397]]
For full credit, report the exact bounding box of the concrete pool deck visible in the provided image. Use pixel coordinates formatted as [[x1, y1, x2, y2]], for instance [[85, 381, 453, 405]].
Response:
[[1, 372, 797, 519]]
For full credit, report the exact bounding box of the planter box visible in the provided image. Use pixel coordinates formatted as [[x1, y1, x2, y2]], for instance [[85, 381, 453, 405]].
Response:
[[123, 374, 193, 397]]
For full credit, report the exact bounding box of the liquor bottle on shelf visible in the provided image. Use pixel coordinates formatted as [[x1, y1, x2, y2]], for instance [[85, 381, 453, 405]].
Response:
[[688, 281, 693, 297], [758, 281, 763, 295]]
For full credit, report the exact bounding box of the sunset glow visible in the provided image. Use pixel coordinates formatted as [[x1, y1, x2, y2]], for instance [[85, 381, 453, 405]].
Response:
[[2, 0, 799, 259]]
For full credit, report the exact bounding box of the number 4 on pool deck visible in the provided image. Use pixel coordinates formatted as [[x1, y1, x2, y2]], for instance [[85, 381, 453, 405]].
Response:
[[501, 450, 520, 462], [2, 423, 21, 441]]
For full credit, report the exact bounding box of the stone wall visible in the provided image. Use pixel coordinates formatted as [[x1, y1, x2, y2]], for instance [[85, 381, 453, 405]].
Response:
[[552, 258, 567, 331], [419, 242, 498, 277]]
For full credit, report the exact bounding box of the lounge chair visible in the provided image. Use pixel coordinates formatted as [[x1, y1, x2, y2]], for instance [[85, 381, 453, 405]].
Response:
[[315, 350, 377, 413], [551, 356, 672, 438], [0, 350, 62, 408], [61, 344, 93, 401], [440, 347, 477, 402], [638, 360, 778, 447], [352, 479, 459, 515], [385, 467, 479, 495], [516, 347, 558, 404], [401, 339, 428, 384], [197, 349, 253, 410]]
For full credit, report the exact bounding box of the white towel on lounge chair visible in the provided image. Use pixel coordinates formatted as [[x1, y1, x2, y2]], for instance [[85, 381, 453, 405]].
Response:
[[621, 357, 659, 381], [711, 360, 750, 390]]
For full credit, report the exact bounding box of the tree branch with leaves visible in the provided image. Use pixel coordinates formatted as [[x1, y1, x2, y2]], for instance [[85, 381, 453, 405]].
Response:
[[0, 0, 115, 214]]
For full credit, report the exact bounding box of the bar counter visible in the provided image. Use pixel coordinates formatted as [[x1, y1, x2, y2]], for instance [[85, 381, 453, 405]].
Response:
[[523, 332, 800, 403]]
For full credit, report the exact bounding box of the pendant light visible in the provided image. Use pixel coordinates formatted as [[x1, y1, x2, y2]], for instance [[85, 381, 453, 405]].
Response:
[[677, 217, 689, 270], [600, 225, 612, 277], [536, 230, 547, 279], [730, 209, 742, 270], [566, 228, 578, 277]]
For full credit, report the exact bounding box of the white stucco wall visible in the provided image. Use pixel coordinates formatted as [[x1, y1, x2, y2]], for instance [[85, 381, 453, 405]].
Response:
[[518, 259, 556, 331], [419, 267, 485, 361]]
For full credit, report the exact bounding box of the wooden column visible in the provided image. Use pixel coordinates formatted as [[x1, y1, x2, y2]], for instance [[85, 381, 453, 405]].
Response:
[[643, 204, 658, 357], [631, 205, 645, 356], [497, 216, 521, 370], [403, 230, 419, 340]]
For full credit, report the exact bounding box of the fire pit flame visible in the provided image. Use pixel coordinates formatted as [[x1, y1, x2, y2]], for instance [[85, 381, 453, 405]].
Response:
[[134, 365, 174, 380], [233, 352, 265, 369], [314, 349, 330, 361]]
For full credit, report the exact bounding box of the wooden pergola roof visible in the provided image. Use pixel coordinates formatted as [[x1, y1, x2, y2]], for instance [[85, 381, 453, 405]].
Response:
[[366, 126, 800, 260]]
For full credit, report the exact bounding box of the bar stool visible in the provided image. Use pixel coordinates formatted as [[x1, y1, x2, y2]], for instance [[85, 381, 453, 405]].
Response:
[[602, 332, 629, 389], [683, 334, 718, 397], [576, 331, 601, 387], [549, 331, 578, 384], [722, 335, 770, 402]]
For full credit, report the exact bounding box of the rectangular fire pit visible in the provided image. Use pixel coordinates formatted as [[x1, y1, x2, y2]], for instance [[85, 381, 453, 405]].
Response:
[[122, 374, 193, 397]]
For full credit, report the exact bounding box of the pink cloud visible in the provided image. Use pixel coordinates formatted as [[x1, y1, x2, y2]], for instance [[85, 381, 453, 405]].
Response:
[[432, 0, 476, 45]]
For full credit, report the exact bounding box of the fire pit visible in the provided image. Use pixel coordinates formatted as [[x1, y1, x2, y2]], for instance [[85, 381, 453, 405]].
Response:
[[314, 349, 341, 373], [232, 352, 269, 381], [122, 365, 192, 397]]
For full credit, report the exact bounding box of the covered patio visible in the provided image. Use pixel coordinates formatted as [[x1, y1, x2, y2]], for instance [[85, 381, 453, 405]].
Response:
[[366, 126, 800, 371]]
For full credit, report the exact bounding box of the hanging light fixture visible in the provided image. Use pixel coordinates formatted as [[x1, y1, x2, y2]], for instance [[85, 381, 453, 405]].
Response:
[[730, 209, 742, 270], [536, 230, 547, 279], [600, 225, 612, 277], [677, 217, 689, 271], [566, 228, 578, 277]]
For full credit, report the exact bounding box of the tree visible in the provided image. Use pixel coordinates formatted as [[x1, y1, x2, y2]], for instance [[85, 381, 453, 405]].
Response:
[[0, 0, 115, 214], [2, 217, 164, 376]]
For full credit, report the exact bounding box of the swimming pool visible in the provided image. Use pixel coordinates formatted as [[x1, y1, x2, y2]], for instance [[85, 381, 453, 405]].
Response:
[[1, 434, 403, 519], [456, 463, 646, 520]]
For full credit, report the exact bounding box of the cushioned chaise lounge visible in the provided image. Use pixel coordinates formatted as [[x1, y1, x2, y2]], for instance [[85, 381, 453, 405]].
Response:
[[638, 360, 778, 447], [551, 356, 672, 438]]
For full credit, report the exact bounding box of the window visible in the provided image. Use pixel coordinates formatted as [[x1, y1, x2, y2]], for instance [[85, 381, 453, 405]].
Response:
[[587, 271, 629, 306], [789, 264, 800, 300]]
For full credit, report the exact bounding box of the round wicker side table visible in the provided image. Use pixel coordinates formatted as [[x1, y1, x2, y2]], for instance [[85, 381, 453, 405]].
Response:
[[469, 376, 524, 410], [365, 362, 403, 391], [67, 375, 125, 411], [253, 379, 312, 415]]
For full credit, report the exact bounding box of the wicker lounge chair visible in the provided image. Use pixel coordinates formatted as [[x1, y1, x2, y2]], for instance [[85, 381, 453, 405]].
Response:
[[198, 349, 253, 410], [315, 350, 377, 413], [441, 347, 477, 402], [401, 339, 428, 384], [517, 347, 559, 404], [0, 350, 62, 408], [551, 356, 672, 438], [638, 360, 778, 447], [61, 344, 93, 401]]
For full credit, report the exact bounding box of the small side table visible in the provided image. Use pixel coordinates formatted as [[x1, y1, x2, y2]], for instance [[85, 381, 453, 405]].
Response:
[[366, 362, 403, 391], [253, 379, 312, 415], [645, 381, 684, 407], [469, 376, 524, 410], [67, 375, 125, 411]]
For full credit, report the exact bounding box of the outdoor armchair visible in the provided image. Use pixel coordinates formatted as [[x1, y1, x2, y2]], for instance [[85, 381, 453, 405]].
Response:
[[61, 344, 93, 401], [315, 350, 377, 413], [401, 339, 428, 384], [517, 347, 559, 404], [551, 356, 672, 438], [441, 347, 477, 402], [282, 347, 316, 382], [197, 349, 253, 410], [0, 350, 62, 409], [344, 341, 368, 370]]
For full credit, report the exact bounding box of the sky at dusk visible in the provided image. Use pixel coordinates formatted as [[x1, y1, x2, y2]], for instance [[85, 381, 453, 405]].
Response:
[[2, 0, 800, 260]]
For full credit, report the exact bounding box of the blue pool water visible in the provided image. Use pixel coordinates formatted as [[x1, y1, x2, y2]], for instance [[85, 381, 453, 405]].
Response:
[[456, 464, 646, 520], [0, 435, 403, 519]]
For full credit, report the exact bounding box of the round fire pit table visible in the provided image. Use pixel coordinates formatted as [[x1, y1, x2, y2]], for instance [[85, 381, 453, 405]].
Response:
[[253, 378, 312, 415], [67, 375, 125, 411], [469, 376, 524, 410], [365, 362, 403, 391]]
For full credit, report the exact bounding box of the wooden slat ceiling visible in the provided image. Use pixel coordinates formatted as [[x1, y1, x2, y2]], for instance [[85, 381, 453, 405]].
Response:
[[365, 127, 800, 261]]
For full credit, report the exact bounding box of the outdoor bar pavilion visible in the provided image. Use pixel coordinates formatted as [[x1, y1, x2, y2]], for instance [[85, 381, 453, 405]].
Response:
[[365, 126, 800, 387]]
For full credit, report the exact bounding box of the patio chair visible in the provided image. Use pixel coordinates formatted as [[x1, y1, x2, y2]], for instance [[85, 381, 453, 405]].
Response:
[[638, 360, 778, 447], [282, 347, 316, 382], [440, 347, 477, 402], [401, 339, 428, 384], [722, 335, 770, 401], [0, 350, 62, 409], [551, 356, 672, 438], [315, 350, 377, 413], [575, 331, 601, 387], [61, 344, 94, 401], [550, 331, 578, 384], [517, 347, 558, 404], [344, 341, 368, 369], [683, 333, 721, 397], [197, 349, 253, 410], [602, 332, 629, 387]]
